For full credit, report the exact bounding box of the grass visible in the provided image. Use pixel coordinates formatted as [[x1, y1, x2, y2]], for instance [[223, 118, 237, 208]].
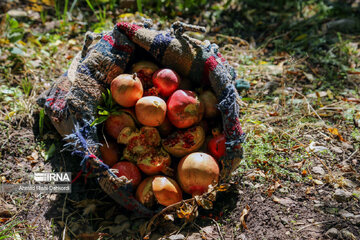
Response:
[[0, 218, 29, 239]]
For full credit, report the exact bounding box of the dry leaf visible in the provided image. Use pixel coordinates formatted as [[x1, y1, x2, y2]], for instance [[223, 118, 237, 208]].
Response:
[[326, 89, 334, 99], [0, 217, 9, 223], [239, 205, 250, 229], [195, 196, 213, 210], [273, 196, 294, 206], [343, 97, 360, 103], [177, 202, 198, 221], [164, 214, 174, 221], [216, 183, 231, 192], [266, 180, 282, 197], [83, 204, 97, 216], [328, 127, 345, 142]]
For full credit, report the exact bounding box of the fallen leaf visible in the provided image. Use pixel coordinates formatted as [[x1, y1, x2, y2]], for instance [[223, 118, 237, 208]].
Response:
[[196, 197, 213, 210], [164, 214, 174, 221], [266, 180, 282, 197], [304, 72, 315, 82], [239, 205, 250, 229], [177, 202, 198, 221], [82, 204, 96, 216], [0, 218, 10, 223], [268, 111, 279, 117], [328, 128, 345, 142], [216, 183, 231, 192], [273, 196, 294, 206], [354, 112, 360, 128], [306, 91, 327, 98], [326, 89, 334, 99], [345, 98, 360, 103]]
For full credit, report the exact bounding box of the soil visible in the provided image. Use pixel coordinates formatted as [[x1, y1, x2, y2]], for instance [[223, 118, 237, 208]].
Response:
[[1, 122, 359, 239]]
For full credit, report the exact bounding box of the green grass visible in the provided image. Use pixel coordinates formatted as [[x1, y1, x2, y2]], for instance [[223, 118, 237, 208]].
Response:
[[0, 219, 27, 239], [241, 129, 306, 183]]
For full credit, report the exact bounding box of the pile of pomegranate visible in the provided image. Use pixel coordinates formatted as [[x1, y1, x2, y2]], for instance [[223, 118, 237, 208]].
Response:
[[99, 61, 226, 208]]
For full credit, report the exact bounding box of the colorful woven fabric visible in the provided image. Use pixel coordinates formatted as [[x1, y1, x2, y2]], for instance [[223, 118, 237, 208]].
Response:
[[37, 21, 245, 216]]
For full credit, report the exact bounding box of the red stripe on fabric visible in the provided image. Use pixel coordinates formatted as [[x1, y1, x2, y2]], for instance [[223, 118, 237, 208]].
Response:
[[103, 35, 133, 53], [202, 56, 219, 84], [116, 22, 141, 39], [206, 56, 219, 71], [217, 52, 226, 63]]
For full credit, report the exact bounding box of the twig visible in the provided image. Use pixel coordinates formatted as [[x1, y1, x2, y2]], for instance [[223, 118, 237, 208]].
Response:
[[294, 90, 325, 123], [61, 193, 68, 223], [210, 218, 225, 240], [347, 149, 359, 161], [297, 220, 335, 232], [215, 34, 249, 46]]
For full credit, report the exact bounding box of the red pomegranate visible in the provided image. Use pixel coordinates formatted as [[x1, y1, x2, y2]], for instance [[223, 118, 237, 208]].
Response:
[[152, 69, 180, 97], [99, 140, 119, 167], [112, 161, 142, 187], [157, 117, 174, 137], [177, 152, 219, 196], [105, 112, 136, 139], [167, 90, 204, 128], [136, 148, 172, 176], [152, 176, 182, 206], [111, 74, 143, 107], [199, 90, 219, 119], [131, 61, 159, 89], [136, 176, 155, 207], [135, 96, 166, 127], [135, 176, 182, 207], [207, 132, 226, 160], [162, 126, 205, 157]]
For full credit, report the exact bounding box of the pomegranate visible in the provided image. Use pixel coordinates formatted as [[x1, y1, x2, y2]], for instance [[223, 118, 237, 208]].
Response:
[[112, 161, 142, 187], [162, 126, 205, 157], [207, 132, 226, 160], [177, 152, 219, 196], [152, 176, 182, 206], [199, 90, 219, 119], [157, 117, 174, 137], [105, 112, 136, 139], [135, 96, 166, 127], [111, 73, 143, 107], [167, 90, 204, 128], [131, 61, 159, 89], [143, 87, 160, 97], [118, 127, 161, 147], [152, 69, 180, 97], [136, 148, 172, 175], [99, 140, 119, 167], [136, 176, 156, 208], [118, 127, 173, 176], [135, 176, 182, 207]]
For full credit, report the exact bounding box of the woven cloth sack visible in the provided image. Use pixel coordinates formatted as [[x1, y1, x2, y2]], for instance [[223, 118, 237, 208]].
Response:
[[37, 21, 245, 218]]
